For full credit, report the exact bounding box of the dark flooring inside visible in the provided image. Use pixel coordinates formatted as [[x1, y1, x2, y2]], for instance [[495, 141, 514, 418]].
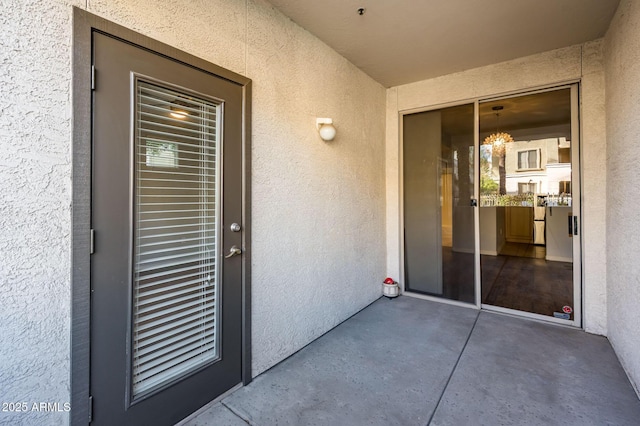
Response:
[[437, 243, 573, 318], [481, 242, 573, 318], [441, 247, 474, 303]]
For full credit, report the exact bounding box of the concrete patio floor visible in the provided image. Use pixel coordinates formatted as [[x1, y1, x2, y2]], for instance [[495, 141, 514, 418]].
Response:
[[180, 297, 640, 426]]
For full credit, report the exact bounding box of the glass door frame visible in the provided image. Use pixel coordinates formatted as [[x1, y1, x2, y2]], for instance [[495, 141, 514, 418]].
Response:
[[399, 82, 583, 328], [398, 98, 482, 310], [477, 84, 582, 328]]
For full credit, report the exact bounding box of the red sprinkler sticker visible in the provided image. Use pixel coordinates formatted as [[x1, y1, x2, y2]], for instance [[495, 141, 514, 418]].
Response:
[[562, 305, 573, 314]]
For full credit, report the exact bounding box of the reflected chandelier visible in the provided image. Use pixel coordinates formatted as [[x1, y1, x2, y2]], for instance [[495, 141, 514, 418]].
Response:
[[483, 106, 513, 155]]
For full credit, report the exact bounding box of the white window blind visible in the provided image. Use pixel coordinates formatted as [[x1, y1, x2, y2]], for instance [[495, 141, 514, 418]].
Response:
[[132, 79, 221, 398]]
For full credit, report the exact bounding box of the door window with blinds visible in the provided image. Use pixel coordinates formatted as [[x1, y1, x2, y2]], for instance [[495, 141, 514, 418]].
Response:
[[132, 78, 222, 399]]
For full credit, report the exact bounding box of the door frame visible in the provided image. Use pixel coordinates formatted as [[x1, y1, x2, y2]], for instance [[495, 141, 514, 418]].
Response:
[[399, 98, 481, 311], [477, 84, 583, 327], [398, 81, 583, 327], [71, 8, 252, 425]]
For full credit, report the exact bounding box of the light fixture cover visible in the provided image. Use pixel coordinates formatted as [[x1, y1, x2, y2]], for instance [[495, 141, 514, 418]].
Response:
[[170, 100, 191, 119], [170, 110, 188, 119], [483, 132, 514, 155], [316, 118, 336, 141], [483, 108, 513, 155]]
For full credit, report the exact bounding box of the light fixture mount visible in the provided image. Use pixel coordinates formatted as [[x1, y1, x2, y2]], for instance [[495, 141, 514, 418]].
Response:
[[316, 118, 336, 141]]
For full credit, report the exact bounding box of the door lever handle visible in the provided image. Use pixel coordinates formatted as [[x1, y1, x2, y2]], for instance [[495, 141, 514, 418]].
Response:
[[224, 245, 242, 259]]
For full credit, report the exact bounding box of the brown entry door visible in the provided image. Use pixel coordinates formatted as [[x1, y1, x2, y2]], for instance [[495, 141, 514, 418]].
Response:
[[90, 32, 243, 425]]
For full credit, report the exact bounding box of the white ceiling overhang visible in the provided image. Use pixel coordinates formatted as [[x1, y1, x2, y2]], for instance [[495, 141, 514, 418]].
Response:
[[267, 0, 620, 88]]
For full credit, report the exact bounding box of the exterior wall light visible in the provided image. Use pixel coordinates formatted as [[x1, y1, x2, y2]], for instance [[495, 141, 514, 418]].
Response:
[[316, 118, 336, 141]]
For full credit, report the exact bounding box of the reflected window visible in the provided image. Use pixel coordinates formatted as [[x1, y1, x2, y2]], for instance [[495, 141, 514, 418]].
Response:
[[145, 141, 178, 168], [517, 149, 541, 170], [559, 180, 571, 194], [518, 182, 538, 194]]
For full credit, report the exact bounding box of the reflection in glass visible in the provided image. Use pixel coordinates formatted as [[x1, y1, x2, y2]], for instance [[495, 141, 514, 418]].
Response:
[[403, 104, 475, 303], [479, 89, 574, 318]]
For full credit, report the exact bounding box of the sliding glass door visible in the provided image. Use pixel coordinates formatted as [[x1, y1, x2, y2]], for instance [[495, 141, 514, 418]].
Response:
[[402, 85, 581, 325], [479, 86, 581, 324], [403, 103, 476, 303]]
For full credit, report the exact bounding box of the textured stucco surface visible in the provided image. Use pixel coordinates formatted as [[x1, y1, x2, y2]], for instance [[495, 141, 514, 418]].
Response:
[[395, 45, 582, 112], [604, 0, 640, 395], [580, 39, 608, 335], [87, 0, 247, 76], [1, 0, 386, 424], [386, 44, 609, 335], [385, 88, 400, 278], [246, 0, 386, 375], [0, 1, 82, 425]]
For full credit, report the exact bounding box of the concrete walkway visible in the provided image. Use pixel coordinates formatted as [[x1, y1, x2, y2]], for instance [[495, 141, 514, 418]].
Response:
[[181, 297, 640, 426]]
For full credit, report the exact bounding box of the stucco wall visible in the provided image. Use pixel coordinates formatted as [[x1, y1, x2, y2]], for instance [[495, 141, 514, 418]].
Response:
[[604, 0, 640, 395], [245, 2, 387, 375], [386, 42, 608, 335], [0, 0, 386, 424], [0, 2, 82, 426]]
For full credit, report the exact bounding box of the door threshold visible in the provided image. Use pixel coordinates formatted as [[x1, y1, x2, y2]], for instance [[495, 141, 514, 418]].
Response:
[[481, 304, 580, 329], [174, 382, 243, 426], [403, 291, 479, 310]]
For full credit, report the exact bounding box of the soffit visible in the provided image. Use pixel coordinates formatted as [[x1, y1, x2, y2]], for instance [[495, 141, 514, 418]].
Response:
[[267, 0, 620, 88]]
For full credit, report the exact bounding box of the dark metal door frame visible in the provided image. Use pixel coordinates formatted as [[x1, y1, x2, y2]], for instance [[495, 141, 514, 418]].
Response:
[[71, 8, 252, 425]]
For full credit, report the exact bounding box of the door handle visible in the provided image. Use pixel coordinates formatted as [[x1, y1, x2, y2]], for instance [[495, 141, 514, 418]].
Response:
[[567, 215, 579, 236], [224, 245, 242, 259]]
